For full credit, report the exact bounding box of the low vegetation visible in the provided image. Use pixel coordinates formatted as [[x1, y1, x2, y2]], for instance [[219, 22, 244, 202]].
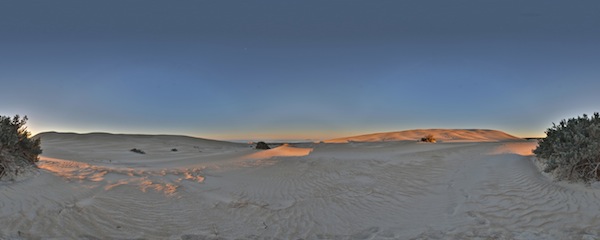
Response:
[[0, 115, 42, 180], [421, 134, 436, 143], [130, 148, 146, 154], [534, 113, 600, 182], [255, 141, 270, 150]]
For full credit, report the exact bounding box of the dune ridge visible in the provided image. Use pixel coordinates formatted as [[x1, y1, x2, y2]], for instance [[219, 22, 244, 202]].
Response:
[[325, 128, 523, 143], [35, 131, 241, 147], [241, 144, 313, 160]]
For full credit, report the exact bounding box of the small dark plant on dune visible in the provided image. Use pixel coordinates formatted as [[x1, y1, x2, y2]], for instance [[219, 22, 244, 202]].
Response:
[[534, 113, 600, 182], [255, 141, 270, 150], [0, 115, 42, 180], [130, 148, 146, 154], [421, 134, 436, 143]]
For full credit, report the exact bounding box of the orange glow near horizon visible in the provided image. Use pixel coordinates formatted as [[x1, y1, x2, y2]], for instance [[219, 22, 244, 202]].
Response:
[[27, 122, 546, 141], [205, 130, 360, 141]]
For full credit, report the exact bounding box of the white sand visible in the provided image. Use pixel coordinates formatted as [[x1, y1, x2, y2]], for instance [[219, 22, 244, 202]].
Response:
[[1, 131, 599, 239], [325, 129, 524, 143]]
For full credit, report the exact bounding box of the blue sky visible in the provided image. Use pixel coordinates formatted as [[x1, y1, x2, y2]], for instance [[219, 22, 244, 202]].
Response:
[[1, 0, 599, 140]]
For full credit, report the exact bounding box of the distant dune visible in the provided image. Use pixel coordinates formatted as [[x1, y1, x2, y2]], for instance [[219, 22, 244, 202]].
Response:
[[324, 129, 523, 143], [35, 132, 243, 147], [34, 132, 247, 164]]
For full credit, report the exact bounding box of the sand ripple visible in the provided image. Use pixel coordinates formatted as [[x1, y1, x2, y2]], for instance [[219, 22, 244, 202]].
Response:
[[2, 140, 600, 239]]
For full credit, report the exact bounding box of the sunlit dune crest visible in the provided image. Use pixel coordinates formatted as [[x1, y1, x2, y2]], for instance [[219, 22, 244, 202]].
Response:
[[240, 144, 313, 160], [324, 129, 523, 143], [489, 141, 538, 156], [38, 156, 106, 181]]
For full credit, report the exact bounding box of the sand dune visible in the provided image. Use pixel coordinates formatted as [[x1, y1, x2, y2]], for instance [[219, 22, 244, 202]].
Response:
[[325, 129, 523, 143], [241, 144, 313, 160], [1, 132, 599, 239]]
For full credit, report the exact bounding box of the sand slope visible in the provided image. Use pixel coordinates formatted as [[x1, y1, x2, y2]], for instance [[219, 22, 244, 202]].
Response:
[[325, 129, 523, 143], [1, 132, 599, 239], [241, 144, 313, 160]]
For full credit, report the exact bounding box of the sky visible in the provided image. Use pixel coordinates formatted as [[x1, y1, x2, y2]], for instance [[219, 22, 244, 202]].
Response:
[[1, 0, 599, 141]]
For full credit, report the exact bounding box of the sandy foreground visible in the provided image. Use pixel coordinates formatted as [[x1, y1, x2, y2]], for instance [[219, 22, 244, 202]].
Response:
[[1, 131, 600, 239]]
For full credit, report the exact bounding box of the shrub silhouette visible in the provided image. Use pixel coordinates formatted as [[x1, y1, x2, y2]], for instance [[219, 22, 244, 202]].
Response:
[[534, 113, 600, 182], [0, 115, 42, 180], [421, 134, 436, 143], [255, 141, 270, 150], [130, 148, 146, 154]]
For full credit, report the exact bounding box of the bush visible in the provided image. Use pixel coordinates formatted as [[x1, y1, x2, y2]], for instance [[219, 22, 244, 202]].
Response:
[[533, 113, 600, 182], [421, 134, 436, 143], [130, 148, 146, 154], [255, 141, 270, 150], [0, 115, 42, 180]]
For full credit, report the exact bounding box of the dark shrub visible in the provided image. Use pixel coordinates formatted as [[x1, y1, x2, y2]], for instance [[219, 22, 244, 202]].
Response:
[[255, 141, 270, 150], [0, 115, 41, 180], [421, 134, 436, 143], [534, 113, 600, 182], [130, 148, 146, 154]]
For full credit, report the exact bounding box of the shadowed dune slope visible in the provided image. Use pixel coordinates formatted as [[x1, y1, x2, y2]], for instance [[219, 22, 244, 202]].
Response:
[[35, 132, 246, 160], [35, 132, 242, 147]]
